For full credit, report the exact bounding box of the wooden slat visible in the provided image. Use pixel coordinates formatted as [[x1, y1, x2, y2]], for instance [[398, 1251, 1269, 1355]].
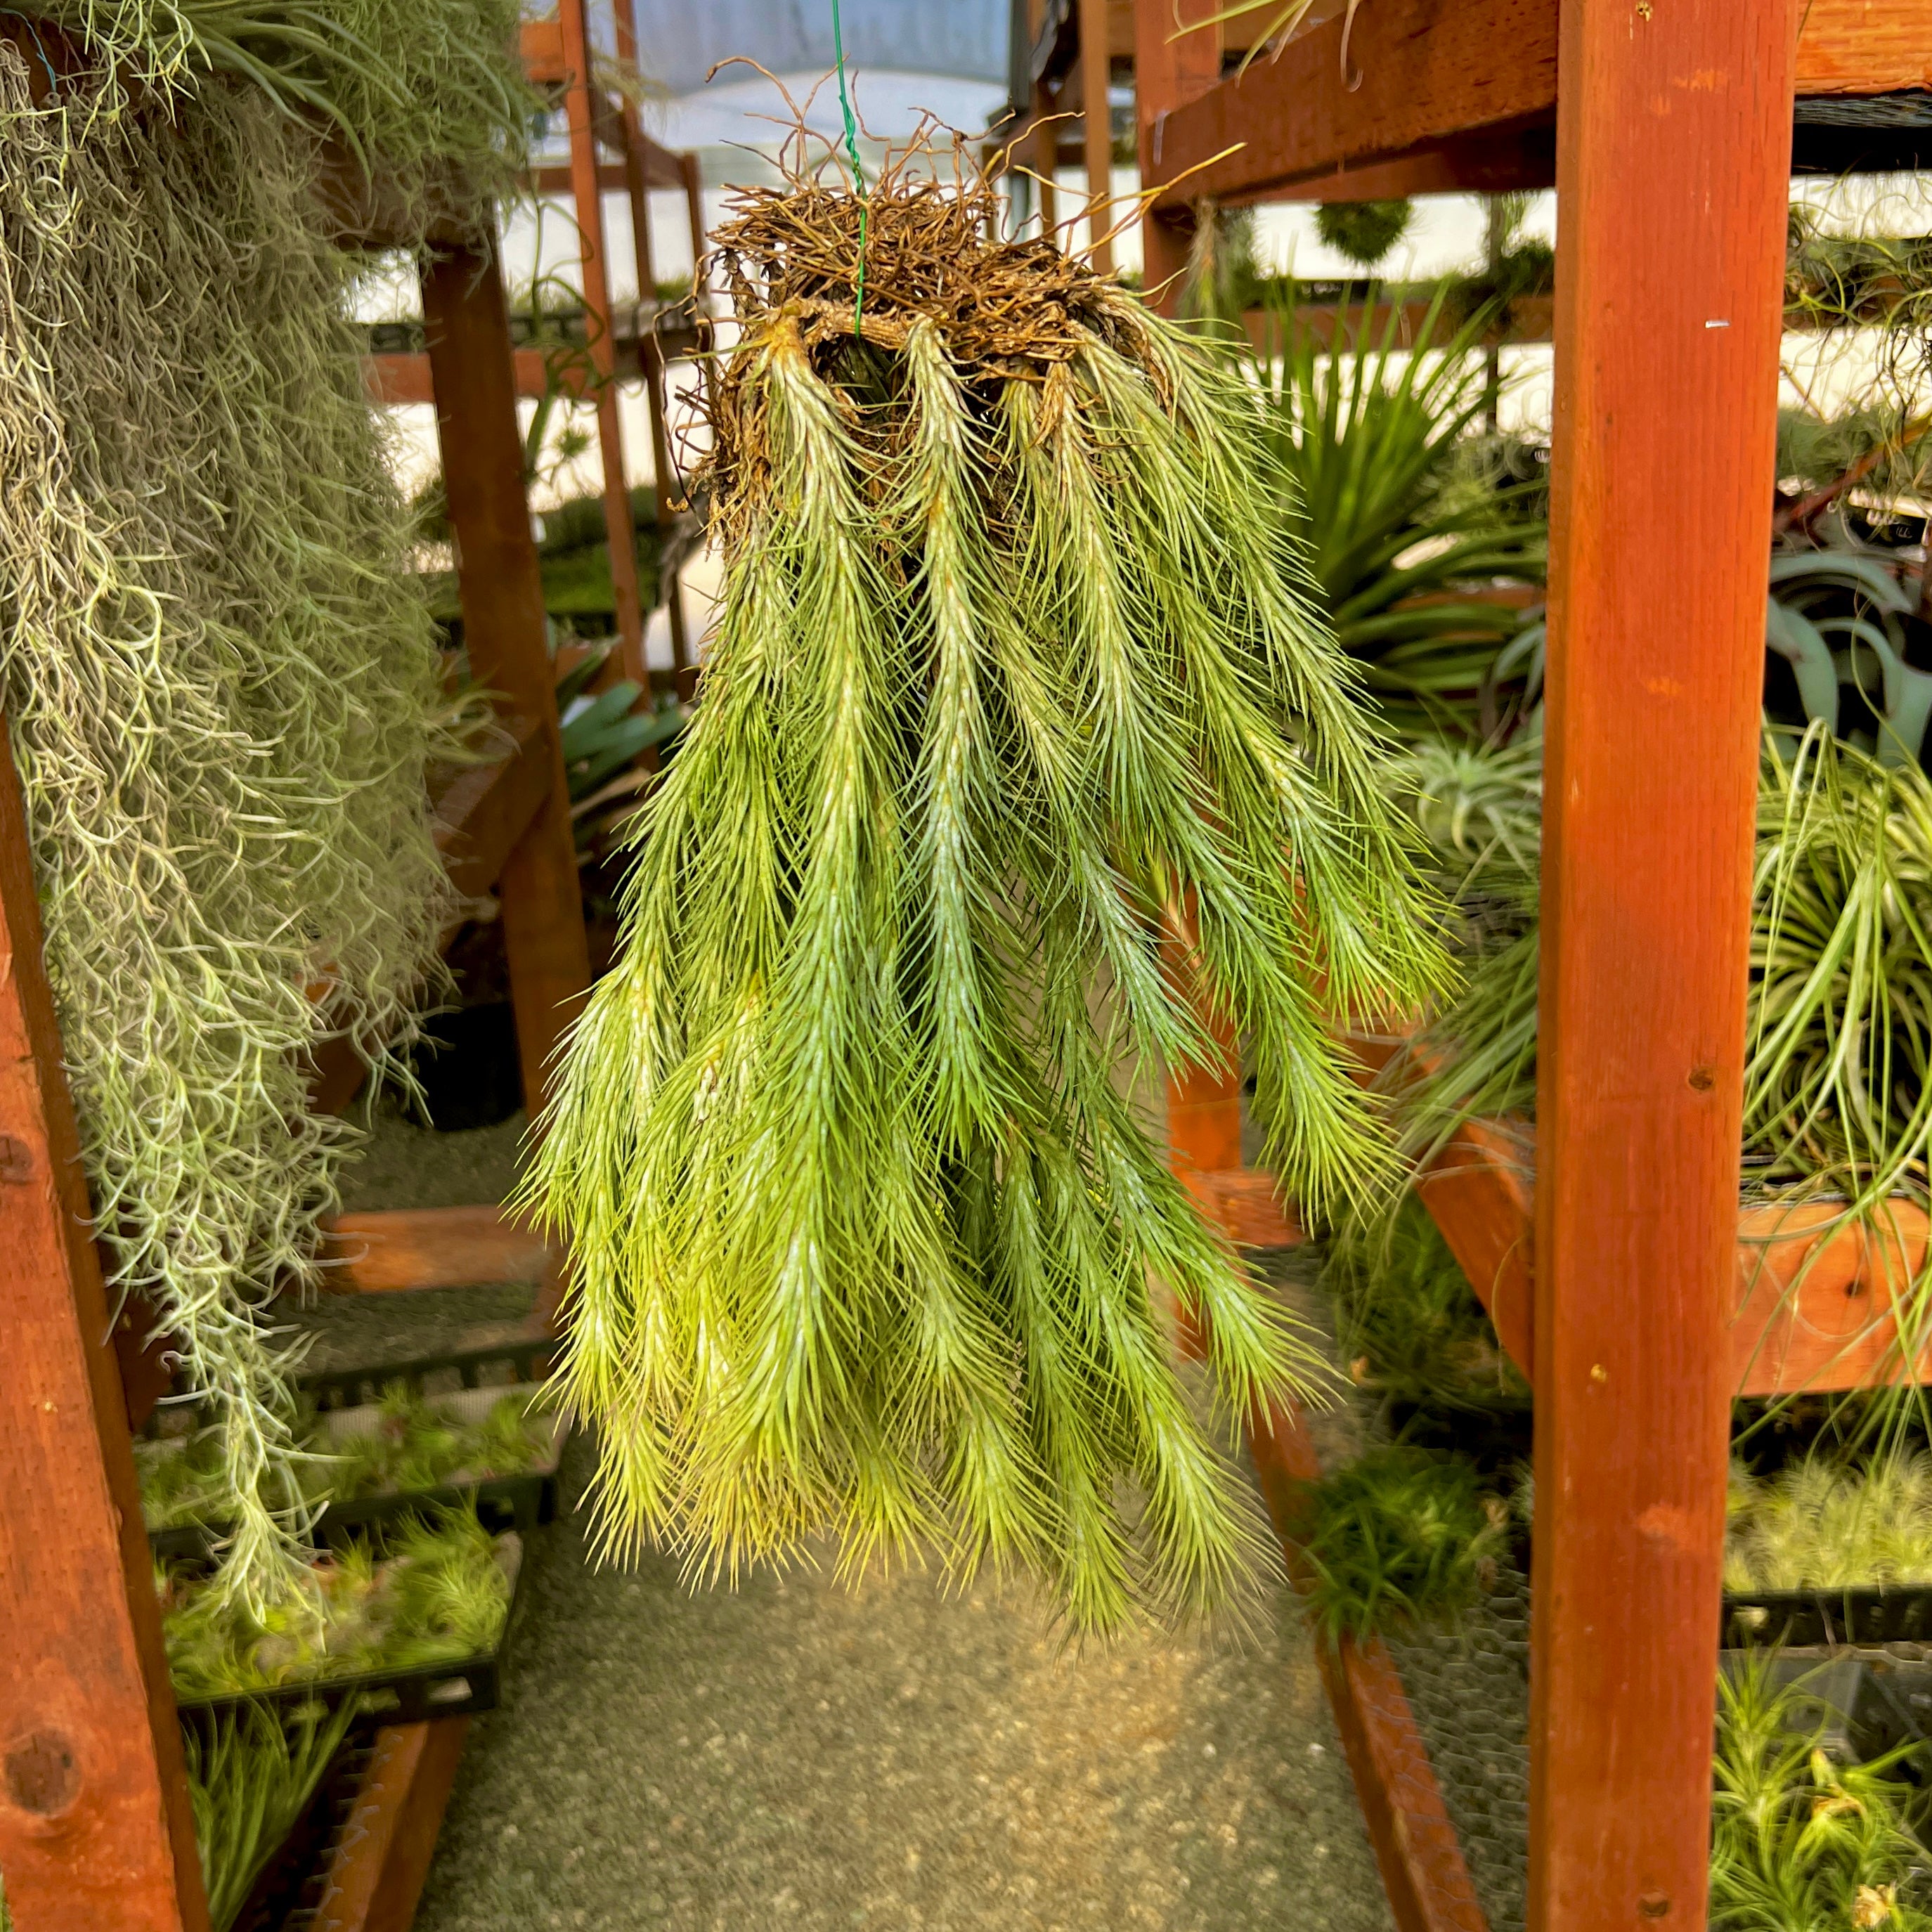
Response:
[[1141, 0, 1926, 210], [1146, 0, 1559, 210], [421, 245, 593, 1120], [1530, 6, 1794, 1928], [311, 1720, 469, 1932], [434, 721, 554, 907], [319, 1207, 555, 1295], [557, 0, 644, 680], [1077, 0, 1115, 275], [1178, 1167, 1303, 1250], [309, 727, 553, 1118], [1134, 0, 1219, 300], [529, 150, 688, 195], [519, 17, 564, 84], [0, 727, 209, 1931], [1247, 1396, 1490, 1932]]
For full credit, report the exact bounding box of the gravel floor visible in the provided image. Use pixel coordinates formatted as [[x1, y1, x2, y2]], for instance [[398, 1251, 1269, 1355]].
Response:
[[310, 1114, 1397, 1932]]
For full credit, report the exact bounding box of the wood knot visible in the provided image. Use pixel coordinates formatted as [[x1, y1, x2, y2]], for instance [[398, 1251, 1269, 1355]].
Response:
[[0, 1134, 32, 1184], [1639, 1893, 1671, 1919], [1687, 1065, 1716, 1092], [5, 1730, 79, 1816]]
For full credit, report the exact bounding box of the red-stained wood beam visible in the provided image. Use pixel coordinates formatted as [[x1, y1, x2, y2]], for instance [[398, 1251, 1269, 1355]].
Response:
[[557, 0, 644, 684], [1248, 1395, 1490, 1932], [1141, 0, 1920, 211], [1530, 6, 1796, 1931], [421, 242, 592, 1124], [319, 1207, 555, 1295], [1078, 0, 1115, 275], [310, 1720, 470, 1932], [519, 18, 564, 84], [0, 730, 209, 1932], [1134, 0, 1220, 308]]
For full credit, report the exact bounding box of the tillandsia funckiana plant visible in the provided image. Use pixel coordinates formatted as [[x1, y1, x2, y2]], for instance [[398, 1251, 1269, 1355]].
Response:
[[1296, 1444, 1508, 1645], [0, 9, 533, 1601], [1711, 1651, 1932, 1931], [186, 1697, 357, 1932], [1727, 1451, 1932, 1594], [160, 1510, 514, 1699], [523, 132, 1453, 1635]]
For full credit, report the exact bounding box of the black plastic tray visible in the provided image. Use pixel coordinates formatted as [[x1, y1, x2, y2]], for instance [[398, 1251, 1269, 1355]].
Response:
[[173, 1534, 526, 1732], [1725, 1586, 1932, 1649], [144, 1338, 566, 1560]]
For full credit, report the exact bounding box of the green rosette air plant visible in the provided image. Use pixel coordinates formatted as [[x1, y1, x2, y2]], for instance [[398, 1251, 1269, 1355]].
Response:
[[523, 135, 1452, 1636]]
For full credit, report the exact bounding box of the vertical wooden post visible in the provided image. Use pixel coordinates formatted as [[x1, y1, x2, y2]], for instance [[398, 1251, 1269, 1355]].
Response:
[[1077, 0, 1115, 273], [1134, 0, 1219, 308], [1531, 4, 1796, 1928], [422, 243, 593, 1120], [680, 154, 707, 311], [557, 0, 645, 684], [0, 731, 209, 1932], [608, 0, 691, 685], [1030, 82, 1061, 242]]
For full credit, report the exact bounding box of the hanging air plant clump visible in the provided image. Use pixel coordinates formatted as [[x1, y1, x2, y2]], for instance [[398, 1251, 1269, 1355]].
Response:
[[525, 145, 1451, 1633]]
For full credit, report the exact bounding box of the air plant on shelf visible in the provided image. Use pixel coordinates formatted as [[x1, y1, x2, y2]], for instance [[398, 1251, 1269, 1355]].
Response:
[[159, 1510, 514, 1699], [1375, 725, 1932, 1416], [521, 129, 1453, 1636], [1711, 1652, 1932, 1931], [1296, 1444, 1508, 1646], [1726, 1452, 1932, 1595], [185, 1698, 358, 1932], [138, 1388, 555, 1533]]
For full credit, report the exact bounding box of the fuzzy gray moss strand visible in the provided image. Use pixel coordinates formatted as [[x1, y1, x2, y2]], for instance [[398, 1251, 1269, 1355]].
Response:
[[526, 237, 1450, 1633], [0, 56, 450, 1599]]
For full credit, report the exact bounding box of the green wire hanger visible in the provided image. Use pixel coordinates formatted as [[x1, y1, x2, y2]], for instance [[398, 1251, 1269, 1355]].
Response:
[[829, 0, 868, 333]]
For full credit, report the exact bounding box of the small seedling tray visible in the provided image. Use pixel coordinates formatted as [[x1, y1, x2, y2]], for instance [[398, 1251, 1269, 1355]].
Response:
[[1725, 1585, 1932, 1650], [145, 1337, 567, 1560], [174, 1534, 526, 1731]]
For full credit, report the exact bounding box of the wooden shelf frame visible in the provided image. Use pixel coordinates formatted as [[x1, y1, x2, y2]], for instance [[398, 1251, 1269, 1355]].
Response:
[[1139, 0, 1932, 214], [1143, 3, 1928, 1930], [0, 70, 593, 1924]]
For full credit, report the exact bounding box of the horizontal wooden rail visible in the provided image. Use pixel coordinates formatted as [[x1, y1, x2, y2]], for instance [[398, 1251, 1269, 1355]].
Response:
[[365, 320, 701, 410], [318, 1206, 555, 1294], [1146, 0, 1931, 209], [1351, 1027, 1932, 1398]]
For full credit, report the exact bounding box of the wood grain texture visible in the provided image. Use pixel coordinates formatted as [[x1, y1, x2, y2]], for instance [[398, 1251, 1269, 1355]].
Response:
[[319, 1207, 555, 1295], [1531, 5, 1796, 1928], [1247, 1397, 1490, 1932], [1132, 0, 1219, 304], [1176, 1167, 1303, 1249], [1139, 0, 1919, 207], [311, 1720, 470, 1932], [1146, 0, 1558, 207], [1079, 0, 1116, 275], [0, 728, 207, 1931], [557, 0, 644, 682], [421, 245, 592, 1122]]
